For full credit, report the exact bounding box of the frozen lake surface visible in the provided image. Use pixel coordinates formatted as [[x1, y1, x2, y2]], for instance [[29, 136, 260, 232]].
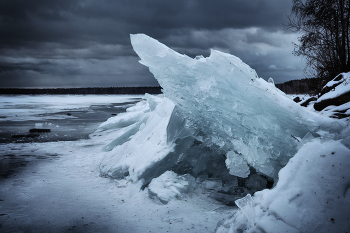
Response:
[[0, 95, 231, 233], [0, 95, 141, 143]]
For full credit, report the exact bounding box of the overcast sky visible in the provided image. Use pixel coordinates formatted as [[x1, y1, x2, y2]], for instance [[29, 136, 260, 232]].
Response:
[[0, 0, 304, 88]]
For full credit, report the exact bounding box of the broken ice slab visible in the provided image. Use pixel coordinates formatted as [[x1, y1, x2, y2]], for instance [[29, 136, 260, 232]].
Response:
[[203, 179, 223, 190], [99, 95, 190, 183], [235, 194, 255, 224], [148, 171, 196, 204]]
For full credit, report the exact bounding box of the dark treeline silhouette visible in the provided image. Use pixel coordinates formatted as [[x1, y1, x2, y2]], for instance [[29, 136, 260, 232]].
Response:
[[276, 78, 323, 94], [0, 87, 162, 95], [286, 0, 350, 82]]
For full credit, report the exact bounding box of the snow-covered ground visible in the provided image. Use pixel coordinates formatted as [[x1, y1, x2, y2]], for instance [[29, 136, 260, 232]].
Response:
[[0, 139, 232, 233], [286, 94, 312, 101], [0, 95, 233, 233]]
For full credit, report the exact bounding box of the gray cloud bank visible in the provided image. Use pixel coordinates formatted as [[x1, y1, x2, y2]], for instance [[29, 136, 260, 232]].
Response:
[[0, 0, 303, 88]]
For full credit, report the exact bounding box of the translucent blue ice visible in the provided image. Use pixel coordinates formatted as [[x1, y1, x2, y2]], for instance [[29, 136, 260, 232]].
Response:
[[130, 34, 320, 179]]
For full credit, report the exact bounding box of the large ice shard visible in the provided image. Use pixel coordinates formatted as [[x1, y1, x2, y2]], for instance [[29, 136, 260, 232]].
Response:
[[130, 34, 329, 179], [99, 34, 340, 186]]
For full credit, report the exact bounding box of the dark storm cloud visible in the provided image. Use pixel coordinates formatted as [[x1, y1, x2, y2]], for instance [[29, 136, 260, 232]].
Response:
[[0, 0, 292, 45], [0, 0, 300, 88]]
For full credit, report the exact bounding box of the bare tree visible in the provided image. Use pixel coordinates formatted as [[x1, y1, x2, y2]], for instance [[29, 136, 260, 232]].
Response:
[[286, 0, 350, 82]]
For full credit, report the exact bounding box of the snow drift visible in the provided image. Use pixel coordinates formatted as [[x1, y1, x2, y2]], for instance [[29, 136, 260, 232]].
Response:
[[216, 139, 350, 233]]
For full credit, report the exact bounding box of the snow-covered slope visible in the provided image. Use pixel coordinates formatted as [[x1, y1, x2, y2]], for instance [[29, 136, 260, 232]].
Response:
[[313, 73, 350, 118], [295, 72, 350, 119]]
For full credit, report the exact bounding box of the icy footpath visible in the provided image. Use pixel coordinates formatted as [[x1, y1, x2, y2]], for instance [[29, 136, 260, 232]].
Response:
[[216, 139, 350, 233]]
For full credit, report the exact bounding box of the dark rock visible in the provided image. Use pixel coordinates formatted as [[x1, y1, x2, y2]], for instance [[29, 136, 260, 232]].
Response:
[[329, 109, 350, 119], [26, 133, 40, 137], [67, 113, 72, 116], [300, 97, 317, 107], [319, 74, 345, 97], [29, 128, 51, 133], [331, 112, 350, 119], [293, 97, 302, 103], [12, 134, 39, 138], [209, 192, 244, 206], [11, 135, 27, 138], [314, 91, 350, 111]]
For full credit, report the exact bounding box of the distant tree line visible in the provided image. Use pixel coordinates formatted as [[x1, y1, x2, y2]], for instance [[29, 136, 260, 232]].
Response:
[[286, 0, 350, 82], [0, 87, 162, 95], [275, 78, 322, 94]]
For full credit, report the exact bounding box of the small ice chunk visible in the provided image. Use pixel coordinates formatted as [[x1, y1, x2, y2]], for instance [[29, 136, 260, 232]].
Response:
[[268, 77, 274, 85], [148, 171, 196, 204], [235, 194, 255, 224], [203, 179, 223, 190], [195, 55, 204, 60], [225, 151, 250, 178], [35, 123, 43, 127]]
